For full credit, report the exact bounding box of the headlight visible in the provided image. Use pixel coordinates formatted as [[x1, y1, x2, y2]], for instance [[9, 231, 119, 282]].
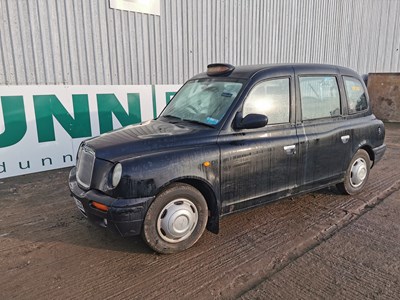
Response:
[[112, 163, 122, 187]]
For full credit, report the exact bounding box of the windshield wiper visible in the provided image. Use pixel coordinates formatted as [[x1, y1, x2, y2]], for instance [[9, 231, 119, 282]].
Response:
[[162, 114, 181, 120], [162, 115, 215, 128], [161, 114, 182, 123], [181, 118, 215, 128]]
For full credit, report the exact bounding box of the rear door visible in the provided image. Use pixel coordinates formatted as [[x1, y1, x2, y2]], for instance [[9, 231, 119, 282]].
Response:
[[295, 72, 351, 188]]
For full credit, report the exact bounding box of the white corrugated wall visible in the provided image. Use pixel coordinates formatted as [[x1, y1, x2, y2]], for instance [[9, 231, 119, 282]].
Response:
[[1, 0, 399, 86]]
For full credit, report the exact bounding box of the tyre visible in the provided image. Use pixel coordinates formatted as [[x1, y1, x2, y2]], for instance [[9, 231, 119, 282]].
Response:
[[142, 183, 208, 254], [336, 149, 371, 195]]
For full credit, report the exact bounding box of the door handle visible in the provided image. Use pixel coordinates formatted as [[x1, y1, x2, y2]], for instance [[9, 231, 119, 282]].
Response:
[[341, 135, 350, 144], [284, 145, 296, 155]]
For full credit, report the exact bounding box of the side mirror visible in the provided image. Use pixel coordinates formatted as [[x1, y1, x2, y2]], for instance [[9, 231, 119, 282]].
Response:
[[235, 112, 268, 129]]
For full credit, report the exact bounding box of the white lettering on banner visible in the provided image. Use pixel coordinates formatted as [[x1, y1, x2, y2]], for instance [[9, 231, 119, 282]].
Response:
[[0, 85, 181, 178]]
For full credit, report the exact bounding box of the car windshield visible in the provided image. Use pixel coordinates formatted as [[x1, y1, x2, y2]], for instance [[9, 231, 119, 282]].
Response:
[[160, 79, 243, 126]]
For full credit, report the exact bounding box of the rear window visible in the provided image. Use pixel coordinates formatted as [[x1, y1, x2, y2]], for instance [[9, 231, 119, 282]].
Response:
[[343, 76, 368, 114], [299, 76, 341, 120]]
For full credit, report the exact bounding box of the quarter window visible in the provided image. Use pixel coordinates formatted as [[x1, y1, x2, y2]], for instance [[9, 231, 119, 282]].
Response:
[[343, 76, 368, 113], [299, 76, 341, 120], [243, 78, 290, 124]]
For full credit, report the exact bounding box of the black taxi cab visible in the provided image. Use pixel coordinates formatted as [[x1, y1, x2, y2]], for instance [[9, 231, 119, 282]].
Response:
[[69, 63, 386, 253]]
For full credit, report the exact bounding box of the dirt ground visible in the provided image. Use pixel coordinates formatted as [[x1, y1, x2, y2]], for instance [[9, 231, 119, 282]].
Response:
[[240, 188, 400, 299], [0, 123, 399, 300]]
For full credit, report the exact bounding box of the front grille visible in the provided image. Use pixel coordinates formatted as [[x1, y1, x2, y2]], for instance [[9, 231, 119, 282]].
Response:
[[76, 146, 95, 189]]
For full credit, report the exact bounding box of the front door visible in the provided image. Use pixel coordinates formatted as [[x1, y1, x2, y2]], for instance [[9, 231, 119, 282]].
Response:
[[219, 76, 298, 213]]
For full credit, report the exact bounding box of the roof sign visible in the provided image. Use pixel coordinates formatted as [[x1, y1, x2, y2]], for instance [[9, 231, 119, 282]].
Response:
[[207, 63, 235, 76]]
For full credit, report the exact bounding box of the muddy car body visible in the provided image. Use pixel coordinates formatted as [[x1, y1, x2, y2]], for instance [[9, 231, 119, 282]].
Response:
[[69, 63, 386, 253]]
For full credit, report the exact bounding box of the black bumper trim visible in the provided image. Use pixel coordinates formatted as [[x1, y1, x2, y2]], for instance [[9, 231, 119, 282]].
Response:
[[373, 144, 386, 165], [69, 167, 154, 237]]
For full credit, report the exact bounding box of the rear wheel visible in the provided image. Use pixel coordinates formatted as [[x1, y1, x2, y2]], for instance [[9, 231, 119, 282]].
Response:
[[336, 149, 371, 195], [142, 183, 208, 254]]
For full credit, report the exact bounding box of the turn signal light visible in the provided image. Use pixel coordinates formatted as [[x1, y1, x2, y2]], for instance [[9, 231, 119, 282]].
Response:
[[91, 201, 109, 212], [203, 161, 211, 167]]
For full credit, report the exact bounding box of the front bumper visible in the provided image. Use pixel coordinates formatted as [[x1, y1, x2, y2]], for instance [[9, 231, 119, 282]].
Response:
[[69, 167, 154, 237], [373, 144, 386, 165]]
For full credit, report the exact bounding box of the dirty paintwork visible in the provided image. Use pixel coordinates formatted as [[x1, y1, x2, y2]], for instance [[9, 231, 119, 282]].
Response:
[[69, 63, 386, 243]]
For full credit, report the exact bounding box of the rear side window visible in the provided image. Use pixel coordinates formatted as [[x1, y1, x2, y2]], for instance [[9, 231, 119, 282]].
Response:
[[299, 76, 341, 120], [243, 78, 290, 124], [343, 76, 368, 113]]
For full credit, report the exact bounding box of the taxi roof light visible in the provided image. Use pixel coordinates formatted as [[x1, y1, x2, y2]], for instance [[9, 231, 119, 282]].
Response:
[[207, 63, 235, 76]]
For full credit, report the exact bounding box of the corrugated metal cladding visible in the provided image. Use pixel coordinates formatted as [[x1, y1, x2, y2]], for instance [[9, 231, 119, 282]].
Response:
[[1, 0, 399, 86]]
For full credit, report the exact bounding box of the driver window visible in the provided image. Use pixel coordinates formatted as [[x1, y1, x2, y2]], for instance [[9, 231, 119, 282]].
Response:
[[243, 78, 290, 124]]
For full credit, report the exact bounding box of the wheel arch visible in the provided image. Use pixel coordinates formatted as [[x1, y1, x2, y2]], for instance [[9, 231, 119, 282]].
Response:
[[359, 144, 375, 167], [157, 177, 220, 234]]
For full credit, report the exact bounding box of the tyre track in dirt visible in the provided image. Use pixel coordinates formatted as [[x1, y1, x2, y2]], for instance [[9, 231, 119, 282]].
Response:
[[240, 189, 400, 299]]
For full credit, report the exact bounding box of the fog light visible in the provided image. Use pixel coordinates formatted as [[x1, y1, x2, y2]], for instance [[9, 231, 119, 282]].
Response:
[[104, 218, 108, 226]]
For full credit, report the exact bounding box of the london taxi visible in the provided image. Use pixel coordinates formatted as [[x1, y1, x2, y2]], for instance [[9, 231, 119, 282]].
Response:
[[69, 63, 386, 253]]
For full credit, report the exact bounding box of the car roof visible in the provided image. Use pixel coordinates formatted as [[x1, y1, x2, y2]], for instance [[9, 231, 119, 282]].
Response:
[[192, 63, 360, 80]]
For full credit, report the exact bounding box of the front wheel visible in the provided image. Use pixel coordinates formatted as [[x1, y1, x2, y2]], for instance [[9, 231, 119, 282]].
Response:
[[336, 149, 371, 195], [142, 183, 208, 254]]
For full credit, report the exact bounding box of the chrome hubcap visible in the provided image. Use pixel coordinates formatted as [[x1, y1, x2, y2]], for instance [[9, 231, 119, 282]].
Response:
[[157, 199, 198, 243], [350, 158, 367, 188]]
